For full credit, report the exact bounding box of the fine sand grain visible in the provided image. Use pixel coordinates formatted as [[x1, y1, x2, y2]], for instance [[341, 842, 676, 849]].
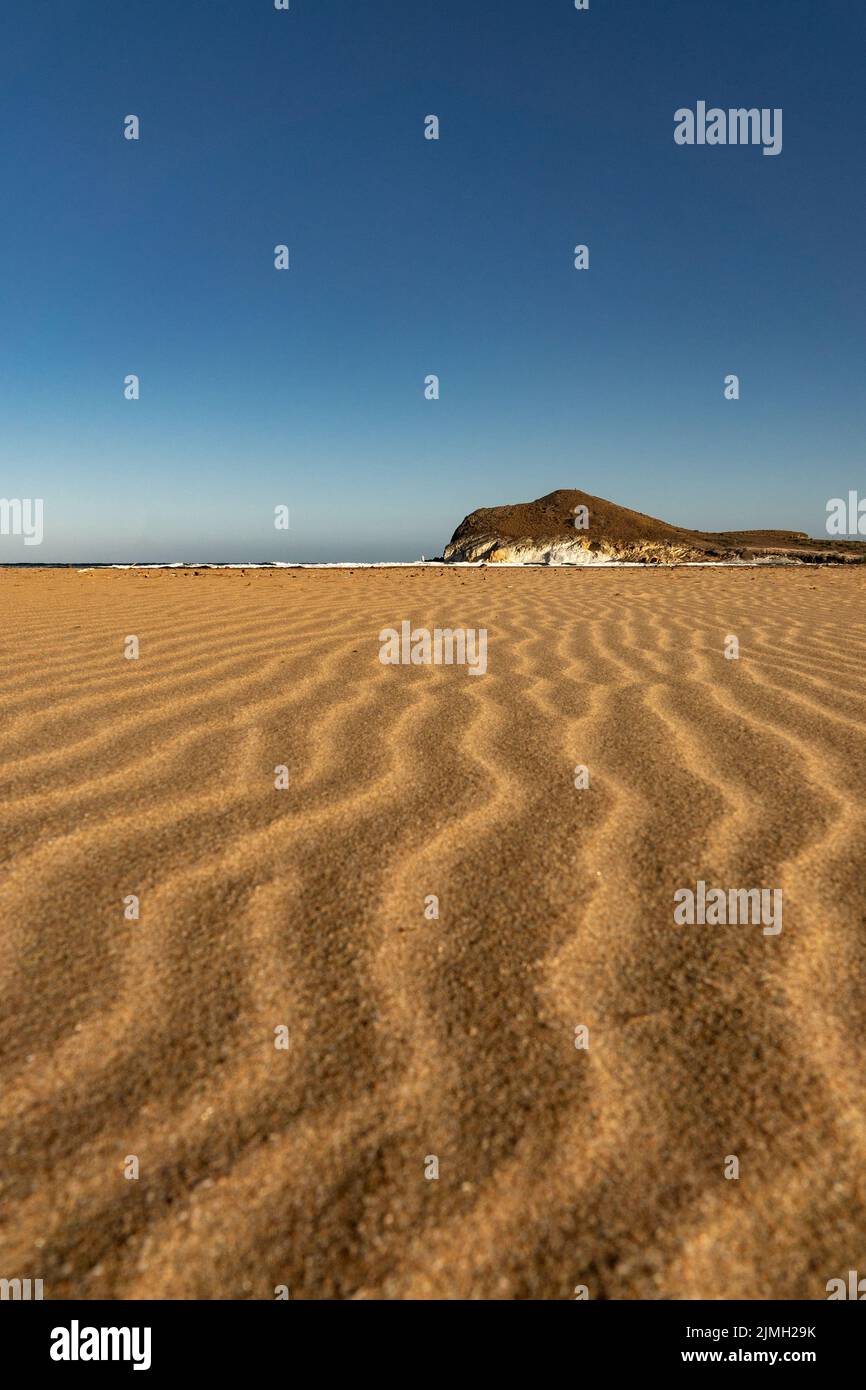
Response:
[[1, 565, 865, 1300]]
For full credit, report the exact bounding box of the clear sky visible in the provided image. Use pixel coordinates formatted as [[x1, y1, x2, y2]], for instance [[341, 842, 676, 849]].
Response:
[[1, 0, 863, 562]]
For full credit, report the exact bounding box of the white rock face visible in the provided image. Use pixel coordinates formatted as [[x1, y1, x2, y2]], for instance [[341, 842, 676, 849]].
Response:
[[443, 534, 712, 565]]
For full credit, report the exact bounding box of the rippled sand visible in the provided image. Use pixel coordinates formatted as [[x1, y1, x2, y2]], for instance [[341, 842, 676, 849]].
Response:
[[1, 565, 865, 1299]]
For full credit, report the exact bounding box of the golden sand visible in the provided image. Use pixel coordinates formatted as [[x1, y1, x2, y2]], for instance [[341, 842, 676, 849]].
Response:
[[1, 565, 864, 1299]]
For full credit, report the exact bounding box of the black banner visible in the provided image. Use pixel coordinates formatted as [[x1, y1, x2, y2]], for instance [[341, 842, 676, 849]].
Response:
[[2, 1298, 861, 1374]]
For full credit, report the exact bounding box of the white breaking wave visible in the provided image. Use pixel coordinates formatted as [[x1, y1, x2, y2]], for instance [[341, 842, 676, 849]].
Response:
[[74, 555, 806, 574]]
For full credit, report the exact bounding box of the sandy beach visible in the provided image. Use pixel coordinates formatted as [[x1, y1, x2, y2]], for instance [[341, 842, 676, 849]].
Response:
[[1, 564, 865, 1300]]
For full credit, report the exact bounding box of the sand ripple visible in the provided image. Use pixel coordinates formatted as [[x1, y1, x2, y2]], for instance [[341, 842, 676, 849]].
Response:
[[1, 565, 864, 1299]]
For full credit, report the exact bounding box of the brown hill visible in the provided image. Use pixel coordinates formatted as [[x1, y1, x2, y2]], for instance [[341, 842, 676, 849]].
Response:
[[443, 489, 866, 565]]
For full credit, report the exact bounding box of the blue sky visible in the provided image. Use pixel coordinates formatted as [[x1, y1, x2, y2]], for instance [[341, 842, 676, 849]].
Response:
[[0, 0, 863, 561]]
